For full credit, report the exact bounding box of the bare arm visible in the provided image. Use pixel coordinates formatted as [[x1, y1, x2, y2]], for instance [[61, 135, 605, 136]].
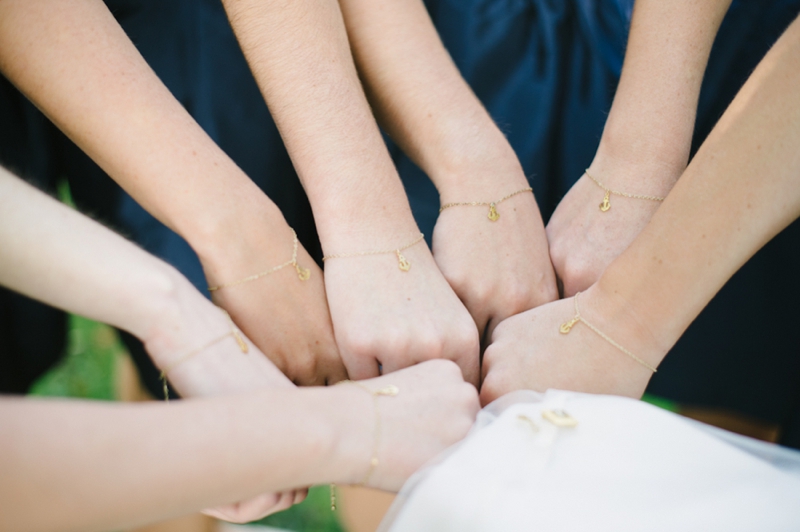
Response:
[[0, 170, 479, 530], [336, 0, 558, 341], [547, 0, 733, 296], [221, 0, 480, 383], [0, 0, 345, 385], [482, 14, 800, 403], [0, 362, 478, 532]]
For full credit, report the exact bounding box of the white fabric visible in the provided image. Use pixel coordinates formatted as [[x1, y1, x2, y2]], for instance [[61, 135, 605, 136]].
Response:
[[381, 390, 800, 532]]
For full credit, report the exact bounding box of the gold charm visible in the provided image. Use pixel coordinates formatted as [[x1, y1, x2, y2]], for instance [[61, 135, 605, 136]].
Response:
[[559, 317, 579, 334], [296, 264, 311, 281], [232, 329, 249, 353], [488, 203, 500, 221], [397, 251, 411, 271], [517, 414, 540, 432], [542, 409, 578, 428], [599, 191, 611, 212], [376, 384, 400, 396]]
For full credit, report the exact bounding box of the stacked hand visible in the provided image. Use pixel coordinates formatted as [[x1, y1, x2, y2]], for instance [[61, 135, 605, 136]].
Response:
[[201, 223, 347, 386], [323, 239, 481, 386], [433, 185, 558, 345]]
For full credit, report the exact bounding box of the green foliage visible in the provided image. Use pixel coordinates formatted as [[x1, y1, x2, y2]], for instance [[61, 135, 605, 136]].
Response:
[[29, 315, 121, 400]]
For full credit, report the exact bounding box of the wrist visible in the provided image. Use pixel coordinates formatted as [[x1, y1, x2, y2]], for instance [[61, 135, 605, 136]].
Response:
[[190, 196, 296, 288], [590, 125, 689, 196], [311, 179, 422, 256], [318, 385, 374, 485], [580, 282, 671, 371], [425, 119, 530, 201]]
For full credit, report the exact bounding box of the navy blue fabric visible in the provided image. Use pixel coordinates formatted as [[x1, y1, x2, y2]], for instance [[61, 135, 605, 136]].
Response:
[[395, 0, 800, 447]]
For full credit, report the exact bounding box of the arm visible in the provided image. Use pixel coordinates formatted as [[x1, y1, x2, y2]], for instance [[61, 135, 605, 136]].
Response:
[[220, 0, 480, 382], [481, 14, 800, 403], [0, 361, 478, 532], [336, 0, 558, 340], [547, 0, 733, 296], [0, 0, 345, 385], [0, 169, 478, 525]]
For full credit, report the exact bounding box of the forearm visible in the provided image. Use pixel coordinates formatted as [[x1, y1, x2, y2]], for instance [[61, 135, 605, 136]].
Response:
[[595, 16, 800, 355], [0, 169, 178, 340], [0, 388, 365, 532], [337, 0, 524, 197], [0, 0, 284, 265], [221, 0, 417, 250], [592, 0, 732, 189]]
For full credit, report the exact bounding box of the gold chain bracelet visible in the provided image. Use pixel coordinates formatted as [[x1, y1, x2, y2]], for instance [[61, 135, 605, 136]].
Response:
[[159, 308, 249, 401], [439, 187, 533, 221], [559, 292, 658, 373], [322, 233, 425, 272], [207, 228, 310, 291], [330, 380, 400, 511], [584, 169, 665, 212]]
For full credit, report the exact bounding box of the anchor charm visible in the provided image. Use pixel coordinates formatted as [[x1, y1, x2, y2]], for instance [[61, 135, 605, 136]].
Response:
[[396, 251, 411, 271], [559, 317, 579, 334], [296, 264, 311, 281], [488, 203, 500, 221], [599, 191, 611, 212]]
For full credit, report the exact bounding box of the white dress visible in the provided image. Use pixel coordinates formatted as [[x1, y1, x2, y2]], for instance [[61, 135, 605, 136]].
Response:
[[381, 390, 800, 532]]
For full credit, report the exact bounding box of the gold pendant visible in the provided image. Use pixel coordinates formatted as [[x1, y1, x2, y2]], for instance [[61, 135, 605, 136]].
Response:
[[376, 384, 400, 396], [488, 203, 500, 221], [232, 330, 249, 353], [559, 317, 579, 334], [296, 264, 311, 281], [397, 252, 411, 271], [599, 191, 611, 212], [542, 409, 578, 428]]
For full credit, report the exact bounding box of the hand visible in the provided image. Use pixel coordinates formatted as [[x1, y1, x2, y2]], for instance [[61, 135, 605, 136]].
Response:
[[480, 285, 663, 406], [547, 170, 666, 297], [202, 224, 348, 386], [202, 490, 308, 523], [323, 239, 480, 386], [335, 360, 480, 492], [433, 186, 558, 343], [143, 275, 302, 520]]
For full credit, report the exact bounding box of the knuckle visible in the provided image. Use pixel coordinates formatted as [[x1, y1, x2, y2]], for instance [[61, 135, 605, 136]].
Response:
[[414, 332, 444, 359], [342, 331, 378, 358], [479, 373, 507, 405]]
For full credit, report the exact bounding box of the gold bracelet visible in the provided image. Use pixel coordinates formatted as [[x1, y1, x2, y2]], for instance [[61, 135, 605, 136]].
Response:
[[159, 308, 249, 401], [584, 169, 666, 212], [439, 187, 533, 221], [329, 380, 400, 511], [207, 228, 310, 291], [559, 292, 658, 373], [322, 233, 425, 272]]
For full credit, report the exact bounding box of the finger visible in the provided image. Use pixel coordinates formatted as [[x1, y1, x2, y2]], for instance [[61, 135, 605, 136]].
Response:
[[380, 353, 417, 377], [452, 350, 480, 388], [294, 488, 309, 504], [341, 352, 381, 380], [317, 349, 350, 385], [202, 492, 281, 523]]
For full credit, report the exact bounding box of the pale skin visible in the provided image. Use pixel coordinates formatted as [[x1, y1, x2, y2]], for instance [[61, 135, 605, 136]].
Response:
[[0, 169, 480, 531], [220, 0, 480, 384], [0, 0, 347, 386], [547, 0, 733, 297], [336, 0, 558, 342], [481, 14, 800, 405]]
